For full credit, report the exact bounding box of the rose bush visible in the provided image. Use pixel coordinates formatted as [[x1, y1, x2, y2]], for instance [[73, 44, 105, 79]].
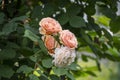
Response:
[[0, 0, 120, 80]]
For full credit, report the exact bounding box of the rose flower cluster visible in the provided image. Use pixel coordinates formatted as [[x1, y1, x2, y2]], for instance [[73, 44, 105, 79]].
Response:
[[39, 17, 78, 67]]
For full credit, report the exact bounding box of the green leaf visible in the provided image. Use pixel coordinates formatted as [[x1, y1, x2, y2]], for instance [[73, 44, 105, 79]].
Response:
[[87, 16, 101, 31], [17, 65, 33, 74], [94, 15, 110, 26], [42, 58, 53, 68], [29, 74, 39, 80], [66, 72, 75, 80], [24, 24, 38, 34], [43, 4, 55, 16], [102, 28, 113, 41], [0, 65, 14, 78], [89, 44, 103, 57], [110, 16, 120, 33], [37, 70, 48, 79], [29, 56, 37, 62], [85, 71, 97, 77], [52, 67, 67, 75], [67, 4, 81, 16], [68, 63, 81, 71], [38, 40, 48, 54], [19, 47, 34, 56], [81, 54, 88, 62], [6, 4, 16, 17], [85, 5, 95, 15], [2, 22, 18, 35], [98, 6, 116, 19], [85, 66, 98, 71], [6, 42, 20, 49], [21, 37, 29, 47], [107, 47, 120, 57], [24, 29, 39, 42], [104, 53, 120, 61], [0, 32, 5, 36], [81, 30, 93, 45], [113, 35, 120, 49], [50, 75, 60, 80], [69, 16, 86, 28], [96, 60, 101, 71], [0, 13, 5, 24], [0, 49, 16, 60], [57, 13, 69, 25], [39, 75, 49, 80], [10, 16, 28, 22], [31, 6, 43, 20]]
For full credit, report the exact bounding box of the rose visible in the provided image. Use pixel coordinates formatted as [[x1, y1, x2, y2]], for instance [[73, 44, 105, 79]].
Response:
[[59, 30, 78, 49], [53, 46, 76, 67], [38, 17, 78, 67], [39, 17, 62, 35], [42, 35, 59, 54]]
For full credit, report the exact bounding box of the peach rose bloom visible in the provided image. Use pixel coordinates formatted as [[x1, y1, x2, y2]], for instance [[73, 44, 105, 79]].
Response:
[[42, 35, 59, 54], [39, 17, 62, 35], [59, 30, 78, 49]]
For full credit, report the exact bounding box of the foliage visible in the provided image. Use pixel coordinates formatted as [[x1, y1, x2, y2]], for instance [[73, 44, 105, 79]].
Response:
[[0, 0, 120, 80]]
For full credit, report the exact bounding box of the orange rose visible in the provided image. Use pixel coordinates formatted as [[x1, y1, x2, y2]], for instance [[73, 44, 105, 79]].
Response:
[[59, 30, 78, 49], [39, 17, 62, 35], [42, 35, 59, 54]]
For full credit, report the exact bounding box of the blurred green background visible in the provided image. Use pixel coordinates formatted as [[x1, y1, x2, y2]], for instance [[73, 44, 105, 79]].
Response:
[[76, 59, 120, 80]]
